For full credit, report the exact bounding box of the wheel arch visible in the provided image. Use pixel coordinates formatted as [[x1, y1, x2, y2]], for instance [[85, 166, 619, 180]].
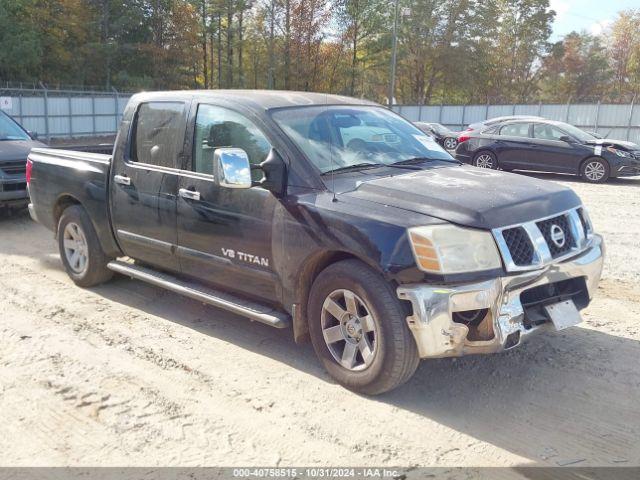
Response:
[[579, 155, 610, 173], [292, 250, 376, 344], [52, 194, 83, 235], [51, 194, 121, 258], [473, 148, 498, 163]]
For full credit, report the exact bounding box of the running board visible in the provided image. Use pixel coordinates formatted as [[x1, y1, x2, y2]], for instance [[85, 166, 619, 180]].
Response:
[[107, 260, 291, 329]]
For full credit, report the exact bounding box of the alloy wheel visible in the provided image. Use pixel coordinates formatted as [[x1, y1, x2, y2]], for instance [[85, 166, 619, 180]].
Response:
[[475, 154, 494, 168], [321, 289, 378, 371], [63, 222, 89, 274], [444, 137, 457, 150], [584, 161, 606, 181]]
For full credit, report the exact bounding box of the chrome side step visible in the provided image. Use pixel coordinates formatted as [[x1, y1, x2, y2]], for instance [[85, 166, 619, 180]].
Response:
[[107, 260, 291, 329]]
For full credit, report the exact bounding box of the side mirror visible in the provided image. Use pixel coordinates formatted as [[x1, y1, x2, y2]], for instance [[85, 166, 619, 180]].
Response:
[[214, 148, 252, 189], [28, 131, 38, 140], [559, 135, 574, 143], [255, 148, 287, 197]]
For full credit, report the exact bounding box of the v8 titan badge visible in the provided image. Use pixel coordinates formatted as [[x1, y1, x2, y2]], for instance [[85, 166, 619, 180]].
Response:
[[222, 247, 269, 267]]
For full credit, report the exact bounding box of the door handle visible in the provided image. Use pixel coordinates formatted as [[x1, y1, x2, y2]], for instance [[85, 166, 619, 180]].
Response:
[[179, 188, 201, 201], [114, 174, 131, 186]]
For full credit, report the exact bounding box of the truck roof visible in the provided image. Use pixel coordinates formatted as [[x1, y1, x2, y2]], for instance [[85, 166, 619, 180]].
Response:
[[130, 90, 378, 112]]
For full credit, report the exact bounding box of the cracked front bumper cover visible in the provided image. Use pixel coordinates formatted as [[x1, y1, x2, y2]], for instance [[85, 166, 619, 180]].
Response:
[[397, 235, 604, 359]]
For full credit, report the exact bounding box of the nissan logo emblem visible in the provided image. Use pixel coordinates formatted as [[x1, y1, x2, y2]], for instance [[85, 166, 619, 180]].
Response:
[[550, 224, 566, 248]]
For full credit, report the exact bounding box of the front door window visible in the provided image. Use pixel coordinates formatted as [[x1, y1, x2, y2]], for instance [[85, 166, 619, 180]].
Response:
[[193, 105, 271, 180]]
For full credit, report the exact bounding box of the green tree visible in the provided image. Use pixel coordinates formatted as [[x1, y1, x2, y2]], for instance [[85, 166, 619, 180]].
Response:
[[0, 0, 42, 81]]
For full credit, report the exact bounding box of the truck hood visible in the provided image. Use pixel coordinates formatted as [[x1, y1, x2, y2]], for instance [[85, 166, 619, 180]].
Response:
[[339, 164, 581, 230], [0, 139, 47, 162]]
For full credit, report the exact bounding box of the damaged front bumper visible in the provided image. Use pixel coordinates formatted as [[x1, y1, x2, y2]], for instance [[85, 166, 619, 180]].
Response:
[[397, 235, 604, 359]]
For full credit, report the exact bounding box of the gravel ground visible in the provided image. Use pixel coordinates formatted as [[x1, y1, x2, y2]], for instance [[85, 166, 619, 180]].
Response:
[[0, 173, 639, 467]]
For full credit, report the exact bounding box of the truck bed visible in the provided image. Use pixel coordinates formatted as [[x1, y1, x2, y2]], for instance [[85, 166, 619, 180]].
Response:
[[27, 148, 121, 257]]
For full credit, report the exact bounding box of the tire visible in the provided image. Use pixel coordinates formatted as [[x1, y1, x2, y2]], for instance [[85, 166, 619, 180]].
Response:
[[443, 137, 458, 150], [581, 157, 610, 183], [57, 205, 113, 287], [307, 259, 419, 395], [473, 150, 498, 169]]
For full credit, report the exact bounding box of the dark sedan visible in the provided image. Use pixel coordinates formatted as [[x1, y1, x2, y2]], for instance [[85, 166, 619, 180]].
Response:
[[0, 111, 46, 209], [455, 119, 640, 183], [414, 122, 460, 150]]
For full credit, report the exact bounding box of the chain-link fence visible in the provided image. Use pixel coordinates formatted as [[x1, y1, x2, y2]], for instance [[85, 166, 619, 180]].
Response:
[[0, 84, 133, 141], [392, 100, 639, 143], [2, 84, 638, 144]]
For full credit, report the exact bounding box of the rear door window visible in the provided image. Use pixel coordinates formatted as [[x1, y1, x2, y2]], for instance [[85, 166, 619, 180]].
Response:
[[499, 123, 531, 138], [131, 102, 186, 168]]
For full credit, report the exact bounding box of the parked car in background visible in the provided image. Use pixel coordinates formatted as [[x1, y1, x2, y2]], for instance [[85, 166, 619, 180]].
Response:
[[414, 122, 460, 150], [27, 90, 604, 394], [463, 115, 543, 135], [339, 120, 401, 150], [0, 111, 46, 211], [455, 118, 640, 183]]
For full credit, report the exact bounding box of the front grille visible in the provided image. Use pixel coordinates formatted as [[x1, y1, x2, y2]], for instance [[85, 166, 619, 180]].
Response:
[[1, 182, 27, 192], [536, 214, 575, 258], [493, 207, 590, 272], [502, 227, 534, 265], [0, 161, 27, 176]]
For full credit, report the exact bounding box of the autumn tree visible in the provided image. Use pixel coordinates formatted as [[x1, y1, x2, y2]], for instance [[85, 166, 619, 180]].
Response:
[[608, 9, 640, 97]]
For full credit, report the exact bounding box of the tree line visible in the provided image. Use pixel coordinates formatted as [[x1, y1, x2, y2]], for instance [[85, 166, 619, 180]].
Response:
[[1, 0, 639, 104]]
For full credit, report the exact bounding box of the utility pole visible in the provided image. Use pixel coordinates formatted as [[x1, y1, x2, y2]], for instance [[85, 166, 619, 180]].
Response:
[[267, 0, 276, 89], [388, 0, 400, 107]]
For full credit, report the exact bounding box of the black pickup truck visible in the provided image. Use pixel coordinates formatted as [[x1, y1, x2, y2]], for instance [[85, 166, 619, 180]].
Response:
[[27, 91, 604, 394]]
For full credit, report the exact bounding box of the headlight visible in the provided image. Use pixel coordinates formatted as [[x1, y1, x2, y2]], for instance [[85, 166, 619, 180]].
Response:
[[408, 225, 502, 274], [606, 146, 632, 158]]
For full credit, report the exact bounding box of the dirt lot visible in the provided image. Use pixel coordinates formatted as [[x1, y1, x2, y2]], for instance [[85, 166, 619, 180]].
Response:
[[0, 173, 639, 468]]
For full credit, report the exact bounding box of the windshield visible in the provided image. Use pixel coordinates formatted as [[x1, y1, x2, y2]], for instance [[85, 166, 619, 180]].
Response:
[[554, 122, 597, 142], [271, 106, 453, 173], [429, 123, 449, 134], [0, 112, 30, 141]]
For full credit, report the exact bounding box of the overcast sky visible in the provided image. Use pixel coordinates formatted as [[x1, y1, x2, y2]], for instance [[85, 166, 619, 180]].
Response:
[[550, 0, 638, 40]]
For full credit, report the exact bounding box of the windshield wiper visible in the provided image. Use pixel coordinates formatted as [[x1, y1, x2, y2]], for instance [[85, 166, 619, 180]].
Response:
[[321, 163, 381, 175], [393, 156, 435, 165], [322, 161, 420, 175], [394, 156, 460, 166]]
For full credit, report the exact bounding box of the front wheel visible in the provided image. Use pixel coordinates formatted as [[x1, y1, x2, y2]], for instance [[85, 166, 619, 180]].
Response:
[[308, 259, 419, 395], [473, 151, 498, 169], [581, 158, 610, 183], [58, 205, 113, 287]]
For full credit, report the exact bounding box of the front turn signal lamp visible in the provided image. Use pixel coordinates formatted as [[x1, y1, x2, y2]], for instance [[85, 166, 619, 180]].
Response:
[[408, 225, 502, 274]]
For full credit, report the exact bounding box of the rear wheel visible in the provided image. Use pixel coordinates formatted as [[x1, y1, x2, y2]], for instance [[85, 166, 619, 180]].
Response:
[[58, 205, 113, 287], [581, 158, 610, 183], [443, 137, 458, 150], [308, 259, 419, 395], [473, 151, 498, 169]]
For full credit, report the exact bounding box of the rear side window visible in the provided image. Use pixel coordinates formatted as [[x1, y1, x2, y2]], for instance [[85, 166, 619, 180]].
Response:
[[131, 102, 185, 168], [499, 123, 531, 138]]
